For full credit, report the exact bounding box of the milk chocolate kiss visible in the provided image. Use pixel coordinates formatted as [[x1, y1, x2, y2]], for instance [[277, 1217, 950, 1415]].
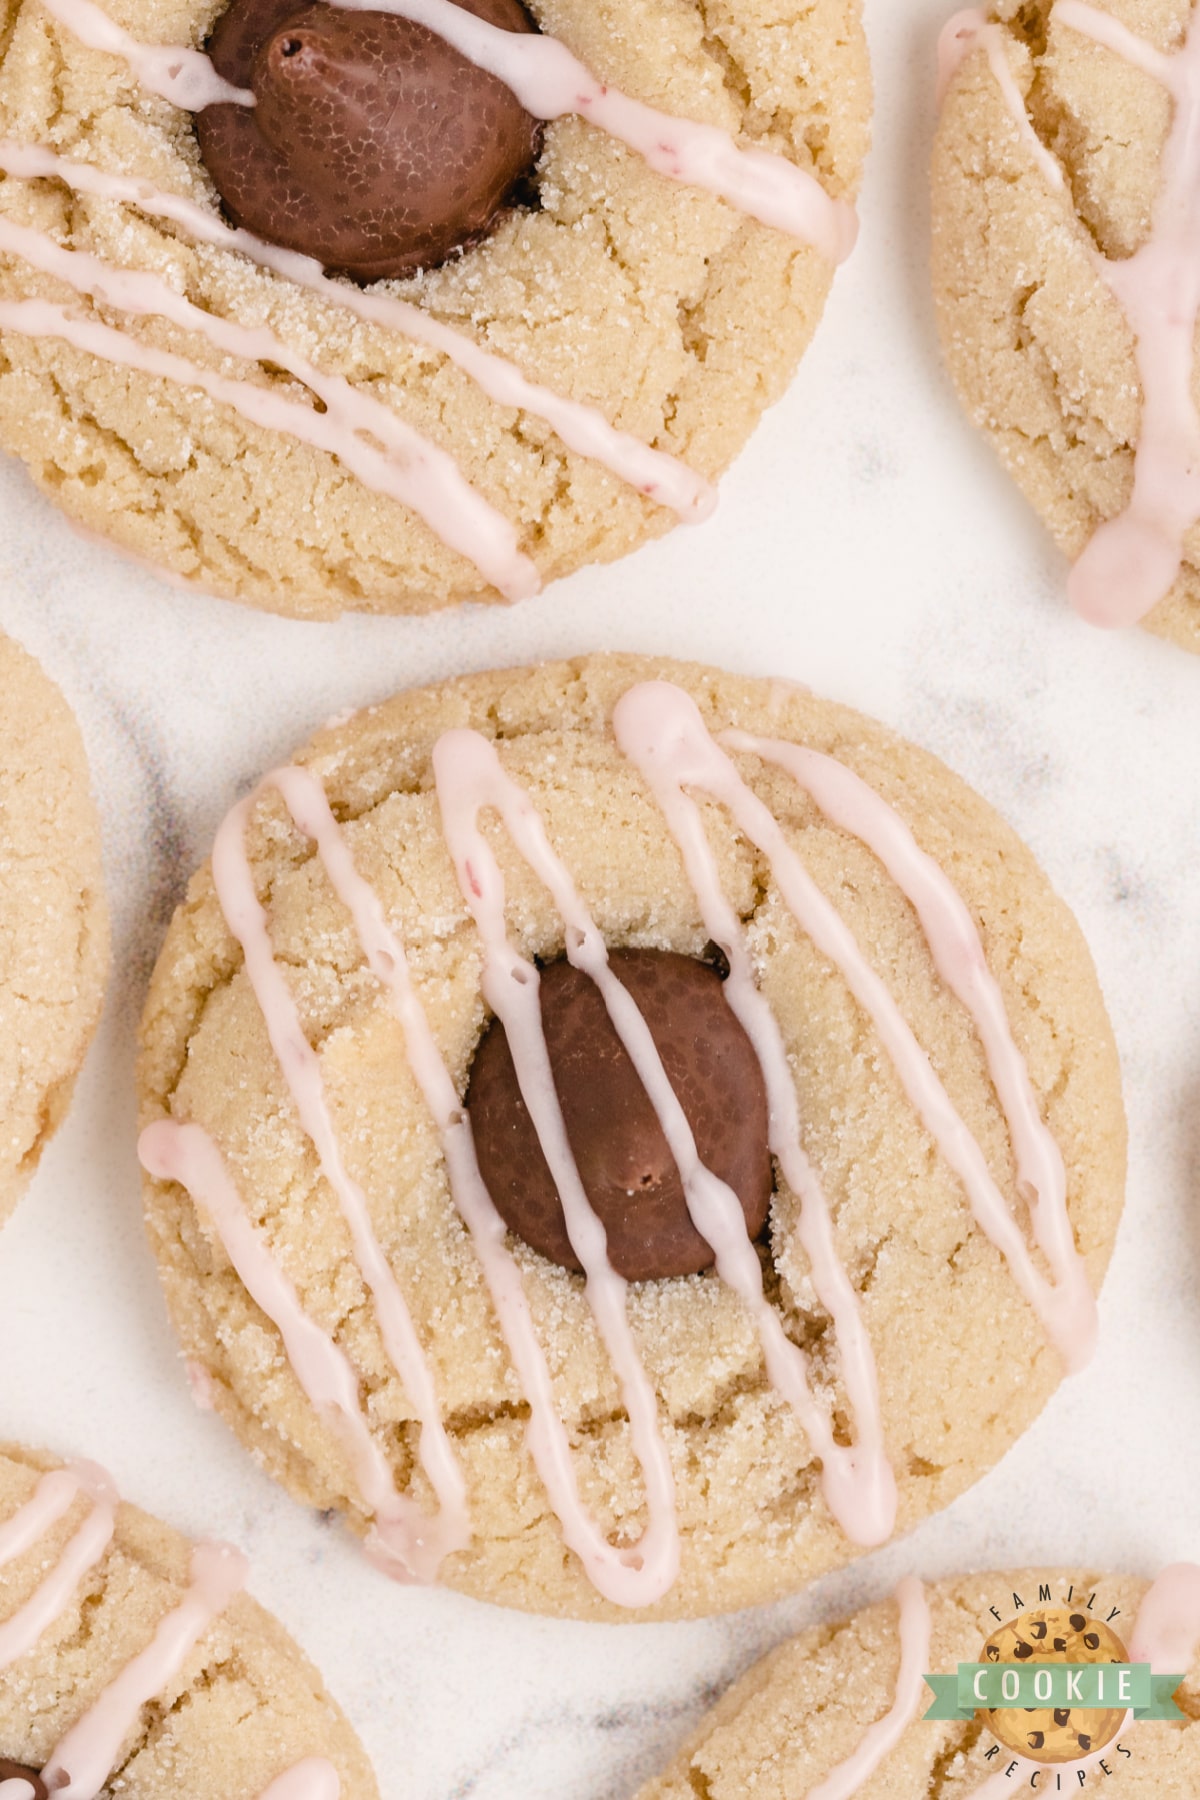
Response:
[[467, 949, 773, 1282], [0, 1763, 47, 1800], [196, 0, 542, 280]]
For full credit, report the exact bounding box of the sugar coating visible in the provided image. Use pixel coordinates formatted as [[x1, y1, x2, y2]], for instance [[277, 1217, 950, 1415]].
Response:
[[636, 1570, 1200, 1797], [932, 0, 1200, 653], [0, 1444, 378, 1799], [137, 655, 1126, 1621], [0, 0, 868, 617], [0, 634, 108, 1230]]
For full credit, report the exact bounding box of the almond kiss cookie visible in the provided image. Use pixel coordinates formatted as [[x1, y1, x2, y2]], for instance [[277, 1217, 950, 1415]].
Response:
[[636, 1565, 1200, 1797], [0, 1443, 378, 1800], [934, 0, 1200, 653], [0, 0, 868, 619], [0, 633, 108, 1231], [136, 656, 1125, 1621]]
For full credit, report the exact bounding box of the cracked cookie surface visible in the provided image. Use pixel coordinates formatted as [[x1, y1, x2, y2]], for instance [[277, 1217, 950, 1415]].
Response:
[[636, 1569, 1200, 1797], [137, 655, 1124, 1620], [932, 0, 1200, 652], [0, 1444, 378, 1799], [0, 632, 108, 1230], [0, 0, 867, 618]]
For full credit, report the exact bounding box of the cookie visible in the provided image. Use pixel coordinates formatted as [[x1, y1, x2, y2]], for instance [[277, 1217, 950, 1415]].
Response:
[[0, 0, 868, 619], [136, 654, 1125, 1620], [636, 1566, 1200, 1797], [0, 1443, 378, 1800], [0, 632, 108, 1231], [933, 0, 1200, 652]]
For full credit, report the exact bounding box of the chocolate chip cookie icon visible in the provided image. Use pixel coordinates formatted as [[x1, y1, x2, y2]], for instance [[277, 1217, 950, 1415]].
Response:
[[983, 1608, 1128, 1763]]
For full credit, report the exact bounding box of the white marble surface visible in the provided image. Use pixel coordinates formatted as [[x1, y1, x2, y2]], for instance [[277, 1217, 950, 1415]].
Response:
[[1, 0, 1198, 1794]]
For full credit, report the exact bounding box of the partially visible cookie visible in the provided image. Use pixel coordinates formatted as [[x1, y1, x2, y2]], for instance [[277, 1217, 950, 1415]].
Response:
[[932, 0, 1200, 651], [637, 1567, 1200, 1796], [137, 655, 1125, 1621], [0, 633, 108, 1229], [0, 1443, 378, 1800], [0, 0, 869, 616]]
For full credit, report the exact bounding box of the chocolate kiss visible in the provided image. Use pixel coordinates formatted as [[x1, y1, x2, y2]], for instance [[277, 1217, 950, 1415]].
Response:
[[467, 949, 774, 1282], [196, 0, 542, 281], [0, 1763, 48, 1800]]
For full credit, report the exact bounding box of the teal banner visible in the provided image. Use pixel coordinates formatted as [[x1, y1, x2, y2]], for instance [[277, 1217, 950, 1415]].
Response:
[[923, 1664, 1185, 1722]]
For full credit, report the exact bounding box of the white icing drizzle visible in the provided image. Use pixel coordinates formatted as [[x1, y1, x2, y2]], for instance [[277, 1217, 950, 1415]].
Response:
[[806, 1576, 931, 1800], [136, 679, 1089, 1603], [940, 2, 1200, 629], [966, 1563, 1200, 1797], [42, 1541, 248, 1799], [255, 1761, 342, 1800], [37, 0, 252, 108], [138, 1118, 454, 1583], [0, 141, 715, 524], [35, 0, 856, 260], [0, 215, 537, 601], [0, 1782, 36, 1800], [0, 1464, 117, 1672], [721, 726, 1096, 1370]]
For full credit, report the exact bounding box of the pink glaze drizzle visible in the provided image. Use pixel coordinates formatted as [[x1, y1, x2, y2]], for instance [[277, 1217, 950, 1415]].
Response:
[[0, 215, 536, 601], [940, 2, 1200, 628], [507, 701, 896, 1542], [1057, 2, 1200, 626], [432, 727, 890, 1547], [965, 1563, 1200, 1797], [617, 685, 1093, 1372], [0, 1466, 339, 1799], [136, 679, 1089, 1604], [0, 141, 714, 524], [721, 727, 1096, 1369], [936, 10, 1064, 188], [3, 0, 859, 593], [138, 1118, 449, 1583], [0, 1464, 117, 1672], [36, 0, 855, 260], [0, 1468, 79, 1566], [432, 730, 683, 1588], [143, 767, 683, 1605], [185, 1358, 217, 1411], [201, 779, 472, 1577], [807, 1576, 931, 1800], [322, 0, 857, 259], [255, 1762, 341, 1800], [41, 1541, 248, 1799], [203, 780, 475, 1580], [142, 1139, 465, 1577], [37, 0, 252, 107]]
